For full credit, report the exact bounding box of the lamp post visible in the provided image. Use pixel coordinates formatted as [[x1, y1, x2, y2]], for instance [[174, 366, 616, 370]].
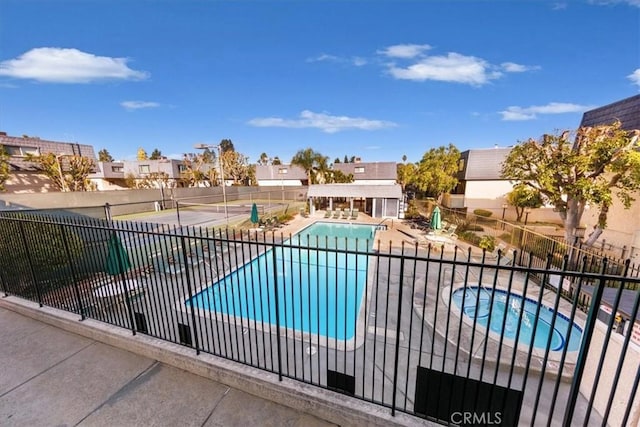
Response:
[[501, 203, 508, 230], [194, 143, 228, 224]]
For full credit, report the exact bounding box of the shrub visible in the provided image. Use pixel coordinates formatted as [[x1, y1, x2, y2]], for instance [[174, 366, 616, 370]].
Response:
[[404, 200, 421, 219], [479, 235, 496, 252], [473, 209, 493, 218], [458, 231, 482, 246]]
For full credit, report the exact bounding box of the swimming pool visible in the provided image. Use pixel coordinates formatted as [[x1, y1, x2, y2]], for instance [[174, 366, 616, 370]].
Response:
[[451, 286, 583, 352], [187, 222, 376, 342]]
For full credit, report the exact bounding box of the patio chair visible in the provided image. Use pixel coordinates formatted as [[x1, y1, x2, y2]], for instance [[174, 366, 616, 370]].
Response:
[[333, 208, 342, 219], [342, 209, 351, 219], [349, 208, 359, 220], [324, 209, 332, 218]]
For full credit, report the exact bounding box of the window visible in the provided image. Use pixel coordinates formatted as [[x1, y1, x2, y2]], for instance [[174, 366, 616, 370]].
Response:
[[139, 165, 150, 174], [4, 145, 39, 157], [354, 167, 365, 174], [178, 164, 187, 173], [111, 166, 124, 173], [458, 159, 465, 172], [278, 168, 288, 174]]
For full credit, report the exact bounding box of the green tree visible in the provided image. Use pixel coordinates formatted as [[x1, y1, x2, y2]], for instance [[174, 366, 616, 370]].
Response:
[[149, 148, 163, 160], [98, 148, 114, 162], [291, 148, 325, 185], [326, 169, 353, 184], [505, 184, 544, 222], [25, 153, 96, 192], [414, 144, 460, 199], [137, 147, 148, 160], [501, 121, 640, 245], [334, 157, 341, 164], [343, 155, 348, 163], [181, 153, 216, 187], [0, 145, 9, 191], [272, 156, 282, 165], [402, 154, 407, 163], [397, 162, 417, 191]]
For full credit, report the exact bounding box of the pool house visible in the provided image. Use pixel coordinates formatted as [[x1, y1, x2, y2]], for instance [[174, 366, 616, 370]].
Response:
[[307, 183, 403, 218]]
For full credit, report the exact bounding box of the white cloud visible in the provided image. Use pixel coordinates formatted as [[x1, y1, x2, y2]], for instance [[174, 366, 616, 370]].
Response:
[[307, 53, 367, 67], [378, 44, 432, 59], [627, 69, 640, 86], [589, 0, 640, 7], [0, 47, 149, 83], [500, 102, 594, 121], [248, 110, 397, 133], [388, 52, 502, 85], [552, 3, 568, 10], [501, 62, 541, 73], [121, 101, 160, 111]]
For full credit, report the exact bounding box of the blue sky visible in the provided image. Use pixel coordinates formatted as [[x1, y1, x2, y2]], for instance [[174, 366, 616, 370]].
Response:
[[0, 0, 638, 164]]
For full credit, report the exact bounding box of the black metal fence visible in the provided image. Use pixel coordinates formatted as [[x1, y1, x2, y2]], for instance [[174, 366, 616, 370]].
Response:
[[1, 211, 639, 426]]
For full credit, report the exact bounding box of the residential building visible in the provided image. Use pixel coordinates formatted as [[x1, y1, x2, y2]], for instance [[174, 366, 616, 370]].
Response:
[[332, 161, 397, 185], [255, 164, 307, 186], [0, 133, 96, 193]]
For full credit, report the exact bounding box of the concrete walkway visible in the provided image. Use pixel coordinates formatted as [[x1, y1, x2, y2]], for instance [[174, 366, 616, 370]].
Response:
[[0, 305, 334, 427]]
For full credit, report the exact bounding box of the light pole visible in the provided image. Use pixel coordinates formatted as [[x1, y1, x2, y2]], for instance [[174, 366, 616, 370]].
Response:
[[194, 143, 228, 224], [501, 203, 508, 230]]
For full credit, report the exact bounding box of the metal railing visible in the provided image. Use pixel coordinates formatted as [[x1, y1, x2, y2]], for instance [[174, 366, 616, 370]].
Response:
[[1, 211, 639, 426]]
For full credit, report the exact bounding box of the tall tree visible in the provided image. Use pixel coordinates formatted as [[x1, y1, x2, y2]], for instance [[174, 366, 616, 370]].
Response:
[[219, 139, 235, 154], [402, 154, 407, 163], [502, 121, 640, 245], [505, 184, 543, 222], [343, 155, 348, 164], [397, 162, 417, 191], [221, 150, 251, 185], [272, 156, 282, 165], [149, 148, 163, 160], [414, 144, 460, 199], [259, 152, 269, 166], [137, 147, 148, 160], [25, 153, 96, 192], [291, 148, 324, 185], [0, 146, 9, 191], [181, 153, 216, 187], [334, 157, 341, 164], [98, 148, 114, 162]]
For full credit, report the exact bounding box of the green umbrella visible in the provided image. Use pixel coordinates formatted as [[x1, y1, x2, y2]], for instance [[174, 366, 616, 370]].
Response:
[[430, 206, 442, 230], [250, 203, 259, 225], [105, 234, 131, 275]]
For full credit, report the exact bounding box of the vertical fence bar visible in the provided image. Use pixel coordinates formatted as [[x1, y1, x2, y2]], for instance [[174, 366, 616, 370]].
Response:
[[181, 235, 200, 355], [59, 224, 85, 320], [390, 242, 406, 416], [563, 259, 609, 425], [271, 239, 283, 381], [17, 221, 43, 307]]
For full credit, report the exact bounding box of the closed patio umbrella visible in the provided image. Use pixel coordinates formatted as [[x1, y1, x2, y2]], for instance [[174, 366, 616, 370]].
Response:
[[105, 234, 131, 275], [250, 203, 259, 225], [430, 206, 442, 230]]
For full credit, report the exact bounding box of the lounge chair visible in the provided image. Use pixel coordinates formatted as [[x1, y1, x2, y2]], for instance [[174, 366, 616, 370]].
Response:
[[324, 210, 332, 218], [342, 209, 351, 219], [349, 208, 359, 220], [333, 209, 342, 219]]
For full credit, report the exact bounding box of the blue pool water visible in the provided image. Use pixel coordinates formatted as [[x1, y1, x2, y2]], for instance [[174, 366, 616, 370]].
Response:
[[187, 222, 376, 341], [451, 287, 583, 352]]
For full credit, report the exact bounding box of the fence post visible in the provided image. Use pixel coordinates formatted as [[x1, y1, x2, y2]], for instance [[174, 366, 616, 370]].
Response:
[[17, 221, 43, 307], [176, 201, 182, 227], [104, 203, 112, 221], [271, 241, 283, 381], [59, 224, 85, 320], [391, 242, 406, 417], [563, 259, 609, 425], [181, 235, 200, 355]]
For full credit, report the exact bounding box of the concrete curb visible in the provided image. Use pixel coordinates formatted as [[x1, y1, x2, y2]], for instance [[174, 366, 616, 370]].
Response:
[[0, 296, 435, 427]]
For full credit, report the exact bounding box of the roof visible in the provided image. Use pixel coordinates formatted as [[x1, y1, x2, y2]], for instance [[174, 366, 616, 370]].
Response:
[[460, 148, 512, 180], [307, 184, 402, 199], [0, 134, 96, 171], [333, 162, 397, 180], [580, 285, 640, 322], [255, 164, 307, 180], [580, 94, 640, 131]]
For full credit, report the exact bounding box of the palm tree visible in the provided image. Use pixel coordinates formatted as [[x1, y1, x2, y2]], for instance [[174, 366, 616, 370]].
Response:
[[291, 148, 322, 185]]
